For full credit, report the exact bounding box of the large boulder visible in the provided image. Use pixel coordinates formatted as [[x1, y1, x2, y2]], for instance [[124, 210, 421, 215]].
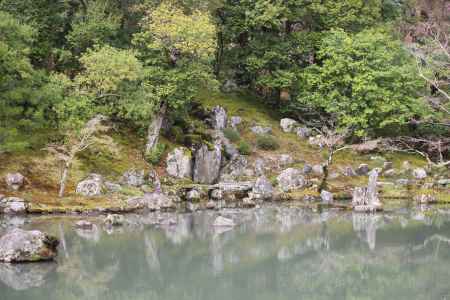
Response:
[[312, 164, 324, 176], [122, 169, 145, 187], [0, 229, 58, 263], [413, 168, 427, 180], [5, 173, 25, 191], [280, 118, 298, 133], [212, 106, 227, 131], [251, 176, 273, 200], [193, 142, 222, 184], [166, 147, 192, 179], [320, 190, 333, 204], [352, 170, 383, 212], [76, 174, 104, 197], [127, 192, 176, 211], [276, 168, 308, 192], [0, 197, 28, 214]]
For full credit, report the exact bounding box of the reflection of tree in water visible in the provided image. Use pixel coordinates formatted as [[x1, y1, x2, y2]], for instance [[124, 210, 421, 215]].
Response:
[[352, 213, 382, 250], [0, 263, 56, 291]]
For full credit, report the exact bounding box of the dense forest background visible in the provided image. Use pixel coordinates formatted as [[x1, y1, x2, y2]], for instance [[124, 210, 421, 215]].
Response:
[[0, 0, 449, 162]]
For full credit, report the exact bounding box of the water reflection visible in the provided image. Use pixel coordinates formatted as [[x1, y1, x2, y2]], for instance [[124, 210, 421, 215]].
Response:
[[1, 205, 450, 300]]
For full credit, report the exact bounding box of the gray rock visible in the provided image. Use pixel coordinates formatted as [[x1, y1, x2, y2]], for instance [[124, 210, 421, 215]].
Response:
[[213, 216, 235, 227], [186, 202, 199, 212], [215, 181, 254, 192], [352, 170, 383, 212], [296, 127, 312, 139], [383, 161, 393, 170], [280, 118, 298, 133], [254, 158, 267, 176], [104, 181, 122, 193], [220, 155, 248, 179], [355, 164, 370, 176], [212, 106, 227, 131], [122, 169, 145, 187], [5, 173, 25, 191], [396, 179, 410, 185], [242, 197, 256, 208], [166, 147, 193, 179], [76, 174, 104, 197], [75, 220, 93, 229], [277, 168, 307, 192], [250, 126, 272, 135], [127, 192, 176, 211], [437, 179, 450, 186], [211, 189, 223, 200], [413, 168, 427, 180], [206, 201, 216, 210], [0, 197, 28, 214], [278, 154, 294, 167], [251, 176, 273, 200], [343, 166, 356, 177], [312, 164, 324, 176], [193, 142, 222, 184], [104, 214, 125, 227], [0, 228, 58, 263], [320, 190, 333, 204], [229, 116, 242, 129], [302, 164, 312, 174], [383, 169, 396, 177]]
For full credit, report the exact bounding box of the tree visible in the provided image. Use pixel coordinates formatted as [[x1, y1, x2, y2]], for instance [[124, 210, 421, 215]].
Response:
[[133, 1, 218, 153], [297, 28, 425, 136], [46, 115, 116, 197]]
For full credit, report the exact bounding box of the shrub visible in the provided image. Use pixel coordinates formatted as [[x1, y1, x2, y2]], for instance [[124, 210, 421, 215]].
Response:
[[223, 128, 240, 142], [145, 143, 166, 165], [238, 141, 251, 155], [170, 126, 184, 143], [256, 135, 279, 151]]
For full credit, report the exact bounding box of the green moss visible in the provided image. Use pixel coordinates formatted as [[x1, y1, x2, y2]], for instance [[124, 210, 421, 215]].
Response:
[[256, 135, 280, 150], [223, 128, 241, 142]]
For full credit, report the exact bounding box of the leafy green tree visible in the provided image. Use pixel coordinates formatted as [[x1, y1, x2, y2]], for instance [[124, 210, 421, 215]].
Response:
[[0, 11, 56, 152], [133, 1, 218, 152], [297, 29, 425, 136]]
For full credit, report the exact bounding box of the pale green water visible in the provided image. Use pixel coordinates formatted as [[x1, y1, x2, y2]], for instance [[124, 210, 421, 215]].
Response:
[[1, 206, 450, 300]]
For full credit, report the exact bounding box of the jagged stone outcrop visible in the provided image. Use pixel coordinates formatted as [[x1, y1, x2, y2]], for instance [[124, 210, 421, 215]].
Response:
[[166, 147, 192, 179], [0, 229, 58, 263], [352, 170, 383, 212], [193, 142, 222, 184]]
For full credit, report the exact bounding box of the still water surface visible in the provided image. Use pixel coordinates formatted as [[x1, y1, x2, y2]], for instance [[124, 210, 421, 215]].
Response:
[[1, 205, 450, 300]]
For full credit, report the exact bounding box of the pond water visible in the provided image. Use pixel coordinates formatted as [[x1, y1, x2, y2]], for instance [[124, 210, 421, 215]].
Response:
[[1, 205, 450, 300]]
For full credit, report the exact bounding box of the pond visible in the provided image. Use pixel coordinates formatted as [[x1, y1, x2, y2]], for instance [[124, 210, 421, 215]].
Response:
[[1, 205, 450, 300]]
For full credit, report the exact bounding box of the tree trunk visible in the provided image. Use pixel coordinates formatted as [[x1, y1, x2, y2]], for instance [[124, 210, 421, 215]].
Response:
[[146, 101, 167, 154], [58, 162, 70, 198]]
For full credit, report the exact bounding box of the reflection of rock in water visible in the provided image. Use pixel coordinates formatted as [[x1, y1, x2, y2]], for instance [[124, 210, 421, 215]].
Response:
[[352, 214, 381, 250], [0, 262, 55, 290], [144, 234, 161, 272], [75, 224, 100, 243], [163, 214, 192, 245]]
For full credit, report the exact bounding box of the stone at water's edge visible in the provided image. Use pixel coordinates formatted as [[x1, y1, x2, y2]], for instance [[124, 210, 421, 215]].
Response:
[[352, 170, 383, 212], [0, 228, 58, 263], [104, 214, 125, 227], [166, 147, 192, 179], [0, 197, 28, 214], [193, 142, 222, 184], [251, 176, 273, 200], [75, 220, 94, 230], [320, 190, 333, 204]]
